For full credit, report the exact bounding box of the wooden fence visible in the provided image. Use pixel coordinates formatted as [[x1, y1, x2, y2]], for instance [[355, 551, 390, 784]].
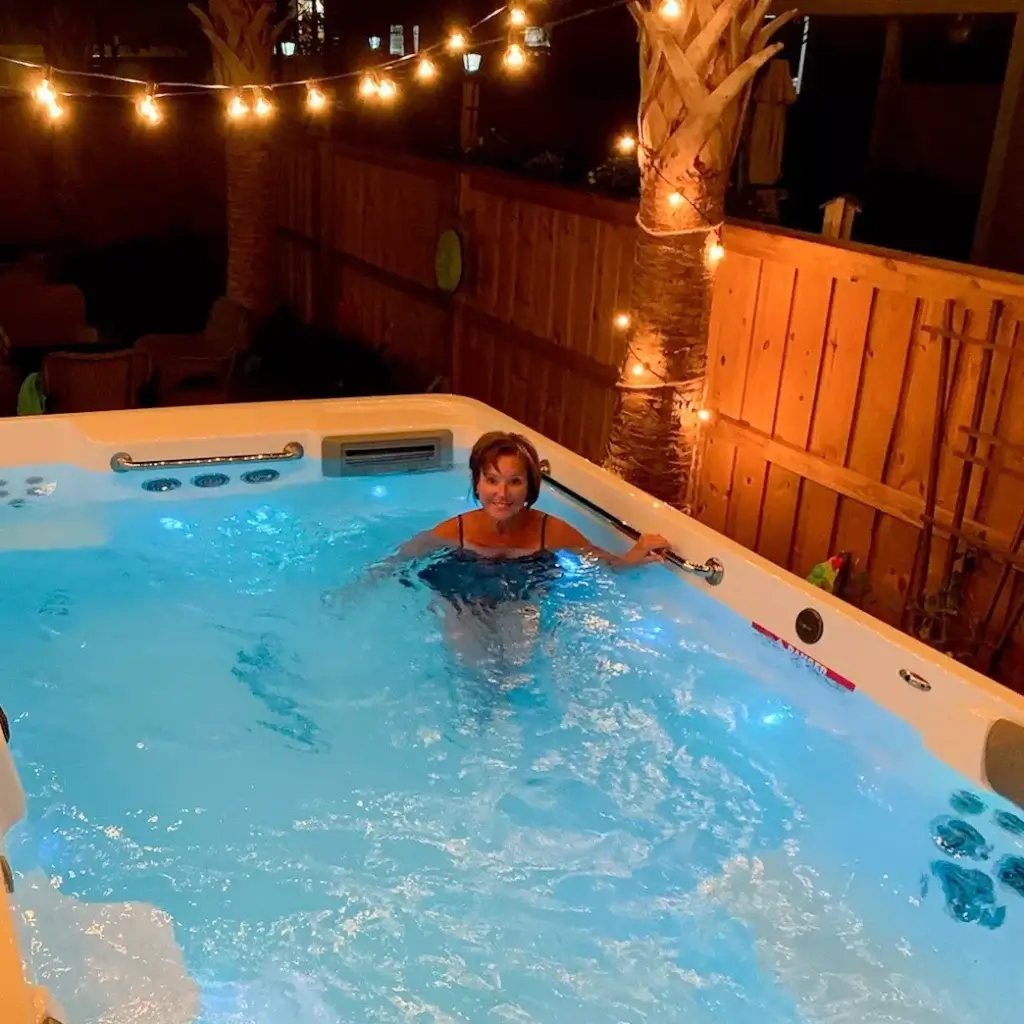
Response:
[[275, 134, 1024, 687]]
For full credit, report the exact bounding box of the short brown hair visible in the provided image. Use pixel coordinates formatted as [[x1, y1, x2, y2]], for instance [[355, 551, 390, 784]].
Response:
[[469, 431, 543, 506]]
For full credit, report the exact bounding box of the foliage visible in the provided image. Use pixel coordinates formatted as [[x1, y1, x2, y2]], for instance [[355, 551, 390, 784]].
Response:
[[188, 0, 290, 85]]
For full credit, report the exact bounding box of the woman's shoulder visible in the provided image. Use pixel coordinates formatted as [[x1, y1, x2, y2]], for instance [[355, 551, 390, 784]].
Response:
[[539, 512, 590, 549], [431, 514, 465, 542]]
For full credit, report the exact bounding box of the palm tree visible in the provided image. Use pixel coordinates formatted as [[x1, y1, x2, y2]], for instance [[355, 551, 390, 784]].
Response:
[[190, 0, 290, 315], [603, 0, 795, 507]]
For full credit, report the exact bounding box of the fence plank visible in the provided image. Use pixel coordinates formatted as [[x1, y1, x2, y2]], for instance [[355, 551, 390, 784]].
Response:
[[729, 261, 796, 552], [833, 291, 919, 594], [698, 252, 761, 531]]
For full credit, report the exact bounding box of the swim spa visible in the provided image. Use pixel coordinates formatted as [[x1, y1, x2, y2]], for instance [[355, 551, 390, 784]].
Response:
[[1, 393, 1023, 1024]]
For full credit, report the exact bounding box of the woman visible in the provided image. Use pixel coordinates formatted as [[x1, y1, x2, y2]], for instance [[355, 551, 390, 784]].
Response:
[[346, 428, 671, 602]]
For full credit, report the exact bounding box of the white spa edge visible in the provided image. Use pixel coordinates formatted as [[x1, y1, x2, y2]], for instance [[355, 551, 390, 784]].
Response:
[[1, 392, 1023, 1024]]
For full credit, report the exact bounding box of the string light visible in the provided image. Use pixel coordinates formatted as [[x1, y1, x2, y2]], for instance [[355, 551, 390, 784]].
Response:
[[631, 362, 645, 377], [33, 75, 64, 121], [696, 408, 713, 423], [253, 90, 275, 118], [668, 191, 683, 209], [136, 91, 162, 126], [616, 133, 637, 155], [503, 43, 527, 70], [33, 77, 56, 106], [660, 0, 682, 17], [306, 85, 327, 112], [11, 1, 668, 124], [614, 313, 631, 330], [707, 235, 725, 265]]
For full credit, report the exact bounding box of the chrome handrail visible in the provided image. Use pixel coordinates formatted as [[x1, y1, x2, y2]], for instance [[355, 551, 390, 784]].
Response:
[[672, 555, 724, 586], [538, 462, 725, 586], [110, 441, 304, 474]]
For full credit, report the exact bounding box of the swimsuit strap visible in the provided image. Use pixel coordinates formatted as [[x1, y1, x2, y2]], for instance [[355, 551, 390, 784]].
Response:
[[540, 513, 549, 552], [457, 514, 464, 549]]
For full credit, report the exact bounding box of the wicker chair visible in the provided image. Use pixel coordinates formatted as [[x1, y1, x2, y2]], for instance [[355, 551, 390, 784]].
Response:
[[134, 297, 254, 406], [42, 349, 151, 414]]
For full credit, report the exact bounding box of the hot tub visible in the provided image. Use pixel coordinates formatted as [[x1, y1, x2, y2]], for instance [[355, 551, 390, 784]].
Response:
[[1, 394, 1022, 1024]]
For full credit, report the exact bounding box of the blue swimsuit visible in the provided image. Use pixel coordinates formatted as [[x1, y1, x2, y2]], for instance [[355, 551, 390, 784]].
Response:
[[412, 514, 561, 610]]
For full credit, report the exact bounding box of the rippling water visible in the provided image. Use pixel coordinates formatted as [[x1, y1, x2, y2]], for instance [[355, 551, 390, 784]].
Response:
[[1, 468, 1022, 1023]]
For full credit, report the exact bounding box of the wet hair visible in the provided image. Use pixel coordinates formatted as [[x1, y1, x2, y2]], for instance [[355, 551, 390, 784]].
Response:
[[469, 431, 543, 506]]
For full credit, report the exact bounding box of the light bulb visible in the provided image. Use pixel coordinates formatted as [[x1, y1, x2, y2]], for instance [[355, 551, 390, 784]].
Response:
[[306, 85, 327, 111], [227, 94, 248, 119], [503, 43, 526, 70], [510, 6, 527, 25], [359, 74, 379, 98], [661, 0, 682, 17], [34, 78, 56, 105], [254, 93, 274, 118], [448, 31, 467, 52], [44, 98, 63, 121], [377, 78, 397, 101], [416, 57, 437, 81], [696, 408, 712, 423], [137, 94, 162, 125], [631, 363, 645, 377], [616, 133, 637, 155], [614, 313, 631, 330], [707, 240, 725, 265], [668, 191, 683, 209]]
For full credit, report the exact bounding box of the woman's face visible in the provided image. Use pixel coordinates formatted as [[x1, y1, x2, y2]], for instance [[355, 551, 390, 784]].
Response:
[[476, 454, 530, 521]]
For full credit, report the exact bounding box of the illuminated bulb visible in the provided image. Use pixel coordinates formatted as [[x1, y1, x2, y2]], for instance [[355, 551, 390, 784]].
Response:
[[254, 93, 274, 118], [696, 408, 712, 423], [306, 85, 327, 112], [227, 94, 248, 119], [616, 133, 637, 155], [416, 57, 437, 81], [377, 78, 397, 101], [708, 240, 725, 265], [631, 363, 645, 377], [660, 0, 682, 17], [503, 43, 527, 70], [448, 31, 467, 52], [34, 78, 56, 105], [614, 313, 631, 330], [44, 98, 63, 121], [510, 6, 527, 25], [137, 94, 162, 126], [359, 74, 379, 98], [668, 191, 683, 209]]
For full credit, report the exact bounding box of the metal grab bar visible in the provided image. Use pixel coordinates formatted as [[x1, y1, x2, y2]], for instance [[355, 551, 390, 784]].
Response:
[[671, 555, 724, 586], [538, 462, 725, 586], [110, 441, 304, 474]]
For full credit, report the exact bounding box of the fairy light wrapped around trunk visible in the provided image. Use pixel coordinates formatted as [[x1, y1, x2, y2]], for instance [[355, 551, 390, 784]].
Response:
[[603, 0, 796, 510]]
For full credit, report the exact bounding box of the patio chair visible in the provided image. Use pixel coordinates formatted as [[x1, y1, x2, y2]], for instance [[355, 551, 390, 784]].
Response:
[[42, 348, 151, 414], [0, 284, 98, 350], [134, 297, 254, 406]]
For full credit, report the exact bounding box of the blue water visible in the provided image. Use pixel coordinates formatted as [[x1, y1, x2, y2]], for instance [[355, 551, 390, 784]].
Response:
[[1, 464, 1023, 1023]]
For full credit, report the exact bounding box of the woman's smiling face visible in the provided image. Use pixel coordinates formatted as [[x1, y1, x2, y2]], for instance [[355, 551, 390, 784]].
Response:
[[476, 453, 530, 521]]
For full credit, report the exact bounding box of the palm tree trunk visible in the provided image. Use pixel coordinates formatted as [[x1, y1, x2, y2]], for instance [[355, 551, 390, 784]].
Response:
[[191, 0, 289, 316], [604, 0, 795, 507], [226, 129, 277, 315], [605, 173, 721, 507]]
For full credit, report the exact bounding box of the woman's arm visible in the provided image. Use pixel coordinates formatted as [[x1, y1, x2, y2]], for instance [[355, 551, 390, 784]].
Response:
[[544, 516, 671, 568], [322, 518, 460, 607]]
